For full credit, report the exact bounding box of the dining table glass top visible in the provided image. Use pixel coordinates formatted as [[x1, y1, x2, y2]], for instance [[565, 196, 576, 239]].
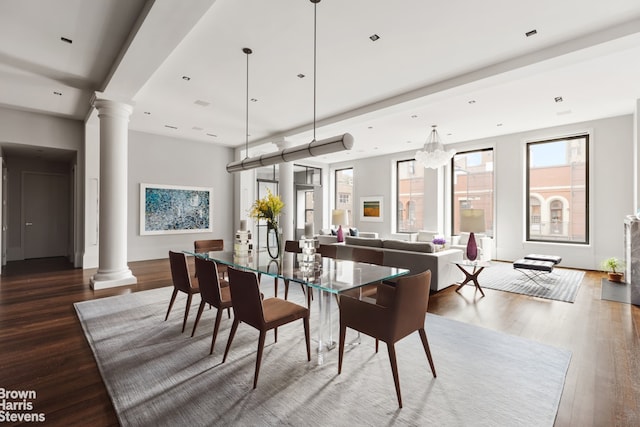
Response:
[[185, 250, 409, 294]]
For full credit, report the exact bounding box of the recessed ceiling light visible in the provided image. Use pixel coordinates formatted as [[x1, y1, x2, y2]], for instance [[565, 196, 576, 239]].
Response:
[[182, 76, 191, 81], [206, 133, 217, 137], [369, 34, 380, 41], [192, 126, 203, 131], [406, 140, 412, 144], [554, 96, 563, 103], [143, 111, 151, 115], [367, 126, 373, 129], [60, 37, 72, 44], [297, 73, 305, 78], [496, 123, 503, 127], [250, 98, 258, 102], [411, 114, 418, 119], [468, 100, 476, 104], [525, 29, 537, 37], [557, 110, 572, 116], [194, 100, 210, 107], [53, 91, 62, 96], [164, 125, 178, 129]]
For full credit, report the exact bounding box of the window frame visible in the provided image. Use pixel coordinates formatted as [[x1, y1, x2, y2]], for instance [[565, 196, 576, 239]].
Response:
[[396, 158, 425, 234], [450, 147, 494, 237], [525, 134, 589, 244]]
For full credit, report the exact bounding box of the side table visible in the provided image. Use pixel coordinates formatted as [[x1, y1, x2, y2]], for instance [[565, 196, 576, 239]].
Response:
[[452, 260, 492, 297]]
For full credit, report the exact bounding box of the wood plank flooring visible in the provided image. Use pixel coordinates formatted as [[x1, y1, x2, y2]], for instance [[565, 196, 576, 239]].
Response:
[[0, 257, 638, 426]]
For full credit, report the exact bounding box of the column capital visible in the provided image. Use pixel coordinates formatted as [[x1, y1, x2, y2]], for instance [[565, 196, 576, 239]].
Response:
[[91, 92, 134, 119]]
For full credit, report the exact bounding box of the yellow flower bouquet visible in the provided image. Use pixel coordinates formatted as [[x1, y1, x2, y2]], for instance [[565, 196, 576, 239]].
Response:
[[249, 188, 284, 230]]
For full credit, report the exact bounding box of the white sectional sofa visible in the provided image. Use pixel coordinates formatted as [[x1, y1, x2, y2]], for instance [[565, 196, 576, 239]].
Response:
[[329, 236, 463, 291]]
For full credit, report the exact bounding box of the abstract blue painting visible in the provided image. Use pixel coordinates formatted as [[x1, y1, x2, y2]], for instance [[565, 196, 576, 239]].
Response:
[[140, 184, 213, 235]]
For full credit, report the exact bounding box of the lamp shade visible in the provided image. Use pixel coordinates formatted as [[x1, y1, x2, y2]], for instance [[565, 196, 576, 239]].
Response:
[[459, 209, 486, 233], [331, 209, 348, 227]]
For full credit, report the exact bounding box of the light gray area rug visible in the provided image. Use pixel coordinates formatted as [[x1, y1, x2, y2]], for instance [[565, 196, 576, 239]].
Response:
[[75, 286, 571, 427], [475, 261, 584, 302]]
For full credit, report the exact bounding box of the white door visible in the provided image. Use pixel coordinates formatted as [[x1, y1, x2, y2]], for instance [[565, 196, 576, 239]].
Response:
[[23, 172, 69, 259]]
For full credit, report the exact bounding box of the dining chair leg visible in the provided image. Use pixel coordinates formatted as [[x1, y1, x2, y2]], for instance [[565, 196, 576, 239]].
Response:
[[222, 319, 240, 363], [375, 338, 379, 353], [284, 279, 289, 300], [191, 300, 207, 337], [253, 330, 267, 389], [227, 308, 231, 318], [164, 288, 179, 321], [303, 317, 311, 361], [338, 323, 347, 374], [182, 293, 193, 333], [387, 343, 403, 408], [274, 327, 278, 343], [210, 308, 225, 355], [419, 328, 437, 377]]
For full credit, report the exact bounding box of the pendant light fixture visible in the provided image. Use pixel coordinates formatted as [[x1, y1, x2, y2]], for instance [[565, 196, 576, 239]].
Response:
[[414, 125, 456, 169], [226, 0, 353, 173]]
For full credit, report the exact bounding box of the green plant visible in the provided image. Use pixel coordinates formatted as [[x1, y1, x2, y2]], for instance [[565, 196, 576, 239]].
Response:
[[600, 257, 624, 273]]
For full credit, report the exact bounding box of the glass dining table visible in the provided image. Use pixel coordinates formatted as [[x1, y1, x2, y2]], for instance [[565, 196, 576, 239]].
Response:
[[185, 249, 409, 365]]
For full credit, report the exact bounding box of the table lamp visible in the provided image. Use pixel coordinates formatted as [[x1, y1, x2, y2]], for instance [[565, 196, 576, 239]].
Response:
[[331, 209, 349, 243], [459, 209, 485, 261]]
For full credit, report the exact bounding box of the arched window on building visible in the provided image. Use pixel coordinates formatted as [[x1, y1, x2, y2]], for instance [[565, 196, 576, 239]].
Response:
[[550, 200, 563, 234], [530, 197, 541, 237], [407, 201, 415, 228]]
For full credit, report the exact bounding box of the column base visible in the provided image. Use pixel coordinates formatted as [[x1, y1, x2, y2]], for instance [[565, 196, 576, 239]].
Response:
[[90, 269, 137, 290]]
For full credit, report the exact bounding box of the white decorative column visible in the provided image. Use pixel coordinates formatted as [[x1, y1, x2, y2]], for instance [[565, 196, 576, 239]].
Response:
[[275, 139, 295, 242], [90, 97, 137, 289]]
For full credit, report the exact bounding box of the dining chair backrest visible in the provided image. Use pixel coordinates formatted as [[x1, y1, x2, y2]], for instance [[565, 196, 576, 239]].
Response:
[[318, 244, 337, 259], [169, 251, 193, 293], [194, 239, 224, 253], [388, 270, 431, 341], [351, 247, 384, 265], [227, 266, 264, 329], [284, 240, 302, 253], [194, 256, 223, 308]]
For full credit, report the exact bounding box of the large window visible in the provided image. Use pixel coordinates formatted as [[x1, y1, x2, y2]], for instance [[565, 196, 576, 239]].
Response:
[[335, 168, 353, 225], [397, 159, 424, 233], [451, 149, 494, 237], [526, 135, 588, 243]]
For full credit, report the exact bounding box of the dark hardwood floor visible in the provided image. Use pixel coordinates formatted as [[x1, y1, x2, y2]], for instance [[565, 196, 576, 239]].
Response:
[[0, 257, 638, 426]]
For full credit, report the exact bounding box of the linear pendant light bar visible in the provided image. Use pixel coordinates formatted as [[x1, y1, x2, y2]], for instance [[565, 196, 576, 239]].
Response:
[[226, 133, 354, 173], [225, 0, 353, 173]]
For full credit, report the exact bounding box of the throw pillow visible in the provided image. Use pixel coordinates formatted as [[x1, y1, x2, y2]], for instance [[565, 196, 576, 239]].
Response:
[[349, 227, 359, 236], [331, 229, 337, 236]]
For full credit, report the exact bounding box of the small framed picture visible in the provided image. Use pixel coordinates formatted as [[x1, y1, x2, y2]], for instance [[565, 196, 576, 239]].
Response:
[[360, 196, 383, 222]]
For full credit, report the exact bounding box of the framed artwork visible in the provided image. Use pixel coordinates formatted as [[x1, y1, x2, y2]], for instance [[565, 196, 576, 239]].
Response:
[[360, 196, 383, 222], [140, 183, 212, 235]]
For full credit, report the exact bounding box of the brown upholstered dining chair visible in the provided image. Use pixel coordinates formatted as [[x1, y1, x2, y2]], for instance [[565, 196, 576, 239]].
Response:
[[338, 270, 437, 408], [223, 266, 311, 389], [344, 247, 385, 299], [191, 257, 233, 354], [282, 240, 310, 304], [194, 239, 227, 279], [317, 243, 337, 259], [166, 251, 200, 333]]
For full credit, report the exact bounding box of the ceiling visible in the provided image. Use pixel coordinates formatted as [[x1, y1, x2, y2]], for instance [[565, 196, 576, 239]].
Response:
[[2, 0, 640, 164]]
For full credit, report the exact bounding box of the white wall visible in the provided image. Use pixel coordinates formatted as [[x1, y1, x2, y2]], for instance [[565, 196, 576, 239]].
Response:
[[0, 107, 84, 264], [127, 130, 235, 261], [329, 114, 634, 270]]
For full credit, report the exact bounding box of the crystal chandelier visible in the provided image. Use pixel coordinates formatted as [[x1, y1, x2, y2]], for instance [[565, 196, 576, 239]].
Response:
[[414, 125, 456, 168]]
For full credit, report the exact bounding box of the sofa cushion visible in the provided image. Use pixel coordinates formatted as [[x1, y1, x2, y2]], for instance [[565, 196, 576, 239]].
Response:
[[382, 239, 434, 253], [344, 236, 383, 247]]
